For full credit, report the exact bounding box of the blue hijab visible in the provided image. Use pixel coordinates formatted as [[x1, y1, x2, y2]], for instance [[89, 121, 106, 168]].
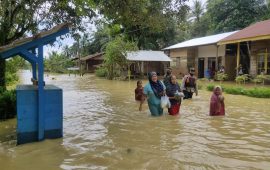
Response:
[[148, 72, 164, 99]]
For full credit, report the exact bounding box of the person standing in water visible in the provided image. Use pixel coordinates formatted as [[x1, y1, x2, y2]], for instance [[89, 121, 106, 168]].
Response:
[[143, 72, 166, 116], [181, 68, 198, 99], [210, 86, 225, 116], [163, 68, 172, 88], [135, 80, 145, 111], [166, 75, 184, 116]]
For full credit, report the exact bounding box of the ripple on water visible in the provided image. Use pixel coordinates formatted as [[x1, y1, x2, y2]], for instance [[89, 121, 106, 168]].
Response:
[[0, 72, 269, 170]]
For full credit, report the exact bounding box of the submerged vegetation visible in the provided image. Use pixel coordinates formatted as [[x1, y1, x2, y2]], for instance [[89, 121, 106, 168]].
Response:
[[205, 84, 270, 98]]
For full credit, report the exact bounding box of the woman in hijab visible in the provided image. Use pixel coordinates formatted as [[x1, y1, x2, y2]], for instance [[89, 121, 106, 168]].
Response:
[[143, 72, 166, 116], [210, 86, 225, 116], [166, 75, 184, 116]]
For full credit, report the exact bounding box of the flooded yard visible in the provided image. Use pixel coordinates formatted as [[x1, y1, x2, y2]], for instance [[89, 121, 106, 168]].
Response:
[[0, 70, 269, 170]]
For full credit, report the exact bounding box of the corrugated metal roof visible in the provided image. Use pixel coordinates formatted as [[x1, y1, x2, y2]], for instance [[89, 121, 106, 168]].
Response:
[[126, 50, 171, 61], [80, 52, 104, 61], [164, 31, 238, 50], [219, 19, 270, 44]]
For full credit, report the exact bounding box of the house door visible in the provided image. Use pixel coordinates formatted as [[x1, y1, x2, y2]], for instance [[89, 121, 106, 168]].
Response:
[[198, 58, 204, 78]]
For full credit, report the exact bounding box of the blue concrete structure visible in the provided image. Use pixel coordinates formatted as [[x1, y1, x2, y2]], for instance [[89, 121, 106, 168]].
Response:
[[16, 85, 63, 144], [0, 23, 69, 144]]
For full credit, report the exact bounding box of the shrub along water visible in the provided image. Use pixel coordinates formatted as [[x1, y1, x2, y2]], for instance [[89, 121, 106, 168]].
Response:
[[95, 67, 108, 77], [206, 84, 270, 98], [0, 89, 16, 120]]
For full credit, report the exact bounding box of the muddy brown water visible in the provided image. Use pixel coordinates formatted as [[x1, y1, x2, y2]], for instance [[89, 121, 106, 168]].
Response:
[[0, 70, 269, 170]]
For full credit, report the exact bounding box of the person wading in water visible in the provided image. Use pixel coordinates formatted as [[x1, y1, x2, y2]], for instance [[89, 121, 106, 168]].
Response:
[[143, 72, 166, 116], [209, 86, 225, 116], [181, 68, 198, 99], [166, 75, 184, 116], [163, 68, 172, 88]]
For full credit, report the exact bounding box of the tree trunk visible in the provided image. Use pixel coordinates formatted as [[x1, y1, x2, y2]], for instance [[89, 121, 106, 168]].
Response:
[[0, 58, 6, 90]]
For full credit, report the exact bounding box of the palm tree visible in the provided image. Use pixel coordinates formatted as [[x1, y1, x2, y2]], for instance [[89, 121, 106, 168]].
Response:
[[191, 0, 204, 22]]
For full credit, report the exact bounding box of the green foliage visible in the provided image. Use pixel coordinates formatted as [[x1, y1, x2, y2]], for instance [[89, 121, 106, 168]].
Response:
[[5, 72, 19, 86], [206, 84, 215, 91], [44, 52, 75, 73], [216, 73, 228, 84], [224, 87, 245, 95], [4, 56, 28, 86], [104, 36, 138, 79], [254, 74, 270, 85], [0, 89, 16, 120], [206, 84, 270, 98], [244, 88, 270, 98], [0, 0, 97, 89], [235, 74, 249, 84], [96, 0, 189, 50], [95, 67, 108, 77], [207, 0, 267, 33]]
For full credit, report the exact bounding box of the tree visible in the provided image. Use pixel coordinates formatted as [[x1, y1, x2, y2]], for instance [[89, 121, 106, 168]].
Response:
[[0, 0, 96, 89], [104, 36, 138, 80], [44, 51, 74, 73], [206, 0, 267, 33], [191, 0, 204, 22], [95, 0, 189, 50], [188, 0, 210, 38]]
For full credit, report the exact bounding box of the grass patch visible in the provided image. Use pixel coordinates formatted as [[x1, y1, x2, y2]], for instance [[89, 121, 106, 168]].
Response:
[[205, 84, 270, 98]]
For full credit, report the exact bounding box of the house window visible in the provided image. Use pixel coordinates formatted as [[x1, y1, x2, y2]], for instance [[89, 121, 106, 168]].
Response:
[[170, 57, 181, 68], [257, 52, 270, 75], [257, 54, 264, 74]]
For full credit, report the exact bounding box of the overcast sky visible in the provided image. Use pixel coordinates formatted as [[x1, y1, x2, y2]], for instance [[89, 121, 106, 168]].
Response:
[[43, 0, 208, 58]]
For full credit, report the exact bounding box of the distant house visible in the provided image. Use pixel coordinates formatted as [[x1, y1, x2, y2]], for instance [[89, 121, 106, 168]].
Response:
[[126, 50, 171, 76], [163, 31, 237, 79], [77, 51, 171, 76], [218, 19, 270, 78], [80, 52, 104, 73]]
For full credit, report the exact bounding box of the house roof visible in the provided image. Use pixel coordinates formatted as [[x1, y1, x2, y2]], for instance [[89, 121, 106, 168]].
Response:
[[126, 50, 171, 62], [0, 23, 70, 53], [164, 31, 238, 50], [80, 52, 104, 61], [218, 19, 270, 45]]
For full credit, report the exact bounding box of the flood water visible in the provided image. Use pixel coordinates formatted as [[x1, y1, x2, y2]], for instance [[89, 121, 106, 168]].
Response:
[[0, 70, 270, 170]]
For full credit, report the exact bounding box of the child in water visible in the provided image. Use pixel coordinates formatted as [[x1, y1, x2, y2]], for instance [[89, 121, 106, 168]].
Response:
[[209, 86, 225, 116], [135, 80, 145, 111]]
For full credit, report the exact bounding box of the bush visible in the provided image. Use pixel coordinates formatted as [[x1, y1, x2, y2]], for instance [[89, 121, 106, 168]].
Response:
[[206, 84, 215, 91], [0, 90, 16, 120], [235, 74, 249, 84], [216, 73, 228, 83], [6, 72, 19, 86], [95, 67, 108, 77], [224, 87, 244, 95], [244, 88, 270, 98], [206, 84, 270, 98]]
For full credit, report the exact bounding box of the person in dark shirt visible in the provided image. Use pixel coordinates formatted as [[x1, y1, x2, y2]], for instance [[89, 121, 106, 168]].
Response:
[[166, 75, 184, 115], [135, 80, 145, 111], [163, 68, 172, 88], [181, 68, 198, 99]]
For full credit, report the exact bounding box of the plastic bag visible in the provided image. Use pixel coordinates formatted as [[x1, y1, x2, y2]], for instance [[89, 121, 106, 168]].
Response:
[[161, 95, 171, 108]]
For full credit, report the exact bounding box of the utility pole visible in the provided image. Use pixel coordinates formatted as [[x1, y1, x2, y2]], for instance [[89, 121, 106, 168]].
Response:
[[77, 39, 82, 77]]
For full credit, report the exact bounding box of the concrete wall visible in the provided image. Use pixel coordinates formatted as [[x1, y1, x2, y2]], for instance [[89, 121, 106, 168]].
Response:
[[168, 45, 227, 78], [187, 47, 198, 76], [168, 48, 188, 78], [198, 45, 226, 58], [250, 40, 270, 76], [197, 45, 226, 77]]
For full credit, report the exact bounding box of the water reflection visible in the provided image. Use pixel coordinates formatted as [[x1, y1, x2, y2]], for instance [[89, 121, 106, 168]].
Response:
[[0, 70, 269, 170]]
